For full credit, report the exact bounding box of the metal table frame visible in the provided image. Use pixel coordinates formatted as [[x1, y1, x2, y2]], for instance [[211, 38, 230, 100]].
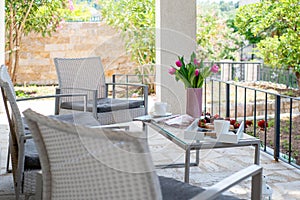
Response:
[[135, 116, 260, 183]]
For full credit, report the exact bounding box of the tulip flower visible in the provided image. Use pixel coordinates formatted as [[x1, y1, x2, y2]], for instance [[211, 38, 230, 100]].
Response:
[[175, 60, 182, 67], [195, 69, 199, 76], [168, 67, 176, 75], [194, 58, 200, 66], [169, 52, 219, 88], [211, 64, 219, 73]]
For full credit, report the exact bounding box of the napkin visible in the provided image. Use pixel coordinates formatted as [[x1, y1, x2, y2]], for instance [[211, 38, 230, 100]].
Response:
[[165, 114, 194, 126]]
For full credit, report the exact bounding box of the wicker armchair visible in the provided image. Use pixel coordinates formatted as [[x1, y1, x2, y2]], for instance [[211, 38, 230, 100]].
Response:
[[0, 65, 100, 199], [24, 109, 263, 200], [54, 57, 148, 125]]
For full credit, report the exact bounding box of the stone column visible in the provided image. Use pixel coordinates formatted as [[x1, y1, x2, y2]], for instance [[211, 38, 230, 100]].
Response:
[[0, 0, 5, 115], [156, 0, 196, 114]]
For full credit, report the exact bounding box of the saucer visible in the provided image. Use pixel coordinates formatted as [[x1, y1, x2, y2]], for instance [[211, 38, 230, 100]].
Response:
[[151, 112, 172, 117]]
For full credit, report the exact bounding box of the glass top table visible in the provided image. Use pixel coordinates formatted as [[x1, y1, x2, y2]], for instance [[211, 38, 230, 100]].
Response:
[[134, 115, 260, 183]]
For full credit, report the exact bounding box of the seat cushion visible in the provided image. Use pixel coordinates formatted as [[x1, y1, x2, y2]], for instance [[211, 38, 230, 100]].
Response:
[[24, 138, 41, 170], [61, 98, 145, 113], [159, 176, 240, 200]]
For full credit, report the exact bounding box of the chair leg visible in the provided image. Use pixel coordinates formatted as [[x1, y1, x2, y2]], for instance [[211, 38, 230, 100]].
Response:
[[6, 133, 12, 173], [16, 143, 25, 200], [6, 143, 11, 173], [35, 171, 43, 200]]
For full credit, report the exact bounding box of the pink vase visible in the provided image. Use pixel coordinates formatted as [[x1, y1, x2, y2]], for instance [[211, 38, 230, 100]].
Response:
[[186, 88, 203, 118]]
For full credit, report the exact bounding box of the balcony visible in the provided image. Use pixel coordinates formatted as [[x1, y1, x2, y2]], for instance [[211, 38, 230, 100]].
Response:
[[1, 89, 299, 199]]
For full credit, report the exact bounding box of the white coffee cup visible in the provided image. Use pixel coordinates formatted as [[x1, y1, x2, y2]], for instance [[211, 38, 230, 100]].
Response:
[[214, 120, 230, 136], [154, 102, 168, 115]]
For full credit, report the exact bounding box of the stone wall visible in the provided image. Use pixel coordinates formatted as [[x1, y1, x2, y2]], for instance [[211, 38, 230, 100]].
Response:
[[15, 22, 138, 85]]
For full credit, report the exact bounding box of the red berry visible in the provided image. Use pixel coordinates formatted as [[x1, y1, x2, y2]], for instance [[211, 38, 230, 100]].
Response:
[[234, 123, 240, 129], [230, 119, 236, 125]]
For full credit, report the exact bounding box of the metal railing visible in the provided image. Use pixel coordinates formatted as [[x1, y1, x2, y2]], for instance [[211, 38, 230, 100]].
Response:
[[112, 61, 300, 168], [206, 61, 262, 82], [259, 67, 298, 89], [206, 61, 298, 88], [204, 78, 300, 169], [113, 61, 298, 89]]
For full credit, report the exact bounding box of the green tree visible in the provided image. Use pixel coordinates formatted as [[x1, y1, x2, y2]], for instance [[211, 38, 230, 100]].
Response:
[[234, 0, 300, 88], [99, 0, 155, 65], [99, 0, 242, 65], [197, 4, 243, 60], [61, 1, 94, 22], [5, 0, 66, 82]]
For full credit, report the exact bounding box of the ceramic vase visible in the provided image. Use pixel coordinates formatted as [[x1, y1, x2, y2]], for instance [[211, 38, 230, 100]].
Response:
[[186, 88, 203, 118]]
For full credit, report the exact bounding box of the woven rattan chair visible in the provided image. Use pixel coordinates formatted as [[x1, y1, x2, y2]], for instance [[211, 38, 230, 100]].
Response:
[[54, 57, 148, 125], [24, 109, 263, 200], [0, 65, 100, 199]]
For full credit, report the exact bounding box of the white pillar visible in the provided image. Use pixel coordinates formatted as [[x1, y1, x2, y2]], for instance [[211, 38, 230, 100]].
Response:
[[0, 0, 5, 115], [0, 0, 4, 65], [156, 0, 196, 114]]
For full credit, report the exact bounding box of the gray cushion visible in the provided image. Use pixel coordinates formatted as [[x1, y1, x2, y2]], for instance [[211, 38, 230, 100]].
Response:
[[61, 98, 144, 112], [159, 176, 240, 200], [24, 138, 41, 170]]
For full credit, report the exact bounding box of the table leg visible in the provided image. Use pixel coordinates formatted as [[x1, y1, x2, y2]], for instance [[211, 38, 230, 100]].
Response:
[[185, 148, 191, 183], [254, 143, 260, 165], [196, 149, 200, 165], [142, 122, 148, 139]]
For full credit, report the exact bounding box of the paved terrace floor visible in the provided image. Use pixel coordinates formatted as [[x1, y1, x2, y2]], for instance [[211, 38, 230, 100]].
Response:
[[0, 98, 299, 199]]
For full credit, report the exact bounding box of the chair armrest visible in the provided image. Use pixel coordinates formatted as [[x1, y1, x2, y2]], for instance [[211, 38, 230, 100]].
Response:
[[16, 93, 90, 117], [192, 164, 262, 200], [55, 87, 98, 118], [16, 93, 88, 102], [57, 87, 98, 93], [106, 82, 148, 88], [106, 83, 148, 114]]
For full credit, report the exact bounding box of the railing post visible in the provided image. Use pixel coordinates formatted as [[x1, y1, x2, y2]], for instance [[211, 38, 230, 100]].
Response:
[[244, 88, 247, 128], [211, 80, 214, 115], [234, 85, 237, 120], [264, 93, 268, 151], [126, 75, 129, 98], [225, 83, 230, 118], [253, 90, 257, 137], [257, 64, 260, 81], [289, 98, 293, 163], [112, 74, 116, 98], [218, 82, 221, 116], [204, 80, 207, 115], [274, 95, 281, 161]]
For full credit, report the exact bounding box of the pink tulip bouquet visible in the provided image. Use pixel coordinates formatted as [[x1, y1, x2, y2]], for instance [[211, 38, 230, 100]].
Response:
[[168, 52, 219, 88]]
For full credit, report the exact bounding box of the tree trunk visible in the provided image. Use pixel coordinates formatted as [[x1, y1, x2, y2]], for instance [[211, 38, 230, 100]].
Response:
[[11, 31, 21, 84], [7, 3, 14, 76]]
